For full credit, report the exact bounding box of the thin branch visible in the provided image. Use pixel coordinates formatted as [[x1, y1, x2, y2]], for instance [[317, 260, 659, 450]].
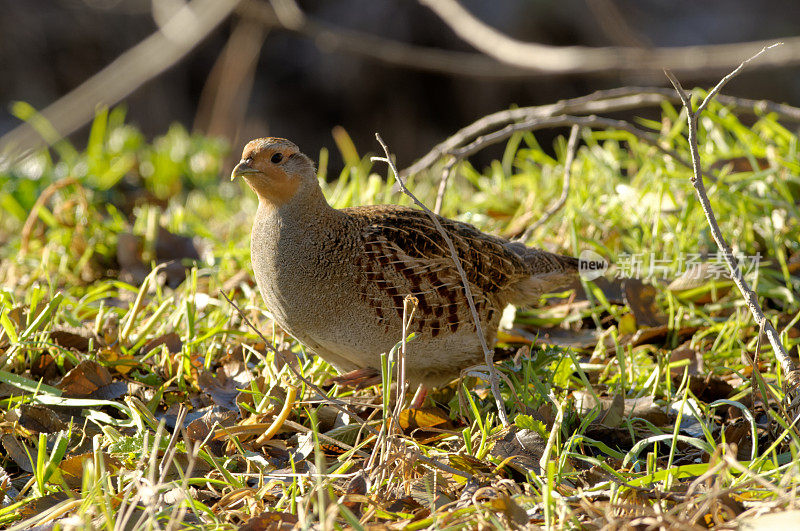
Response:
[[664, 51, 800, 403], [372, 133, 510, 427], [240, 0, 532, 79], [519, 124, 580, 242], [193, 18, 268, 140], [696, 44, 781, 115], [401, 86, 800, 178], [433, 157, 457, 214], [449, 114, 706, 182], [0, 0, 241, 163], [418, 0, 800, 75]]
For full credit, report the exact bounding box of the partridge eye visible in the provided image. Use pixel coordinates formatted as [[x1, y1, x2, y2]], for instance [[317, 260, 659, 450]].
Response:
[[271, 153, 283, 164]]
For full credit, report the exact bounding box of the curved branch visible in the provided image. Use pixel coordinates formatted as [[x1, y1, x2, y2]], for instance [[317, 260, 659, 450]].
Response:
[[0, 0, 241, 163], [419, 0, 800, 74], [402, 86, 800, 177]]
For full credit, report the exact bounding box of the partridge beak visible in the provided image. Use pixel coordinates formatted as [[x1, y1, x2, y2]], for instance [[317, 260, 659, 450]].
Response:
[[231, 161, 260, 181]]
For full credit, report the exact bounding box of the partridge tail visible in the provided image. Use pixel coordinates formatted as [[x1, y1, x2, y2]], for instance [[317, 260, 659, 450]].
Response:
[[504, 242, 579, 305]]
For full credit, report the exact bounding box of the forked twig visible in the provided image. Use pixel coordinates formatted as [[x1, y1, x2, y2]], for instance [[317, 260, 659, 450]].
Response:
[[664, 43, 800, 414], [372, 133, 510, 426]]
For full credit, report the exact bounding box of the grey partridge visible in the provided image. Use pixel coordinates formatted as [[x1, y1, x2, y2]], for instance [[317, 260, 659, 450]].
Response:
[[233, 137, 579, 388]]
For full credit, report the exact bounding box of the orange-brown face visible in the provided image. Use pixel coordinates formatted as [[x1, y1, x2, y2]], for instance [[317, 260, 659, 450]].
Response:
[[231, 137, 314, 206]]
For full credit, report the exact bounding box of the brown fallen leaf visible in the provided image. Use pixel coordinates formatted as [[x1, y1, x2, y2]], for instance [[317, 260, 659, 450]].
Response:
[[669, 342, 704, 377], [142, 332, 183, 355], [490, 427, 547, 475], [399, 406, 452, 432], [198, 367, 251, 412], [59, 452, 121, 489], [623, 278, 667, 328], [621, 324, 700, 348], [16, 405, 68, 433], [574, 391, 670, 427], [186, 407, 238, 443], [49, 327, 98, 352], [709, 156, 769, 173], [20, 492, 72, 519], [238, 511, 300, 531], [1, 435, 34, 473], [117, 227, 201, 288], [667, 262, 733, 303], [57, 360, 127, 400], [31, 352, 72, 383]]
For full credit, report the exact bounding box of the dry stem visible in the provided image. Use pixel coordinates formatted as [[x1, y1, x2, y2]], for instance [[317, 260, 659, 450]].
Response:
[[401, 86, 800, 178], [664, 43, 800, 411], [372, 133, 510, 427], [419, 0, 800, 75]]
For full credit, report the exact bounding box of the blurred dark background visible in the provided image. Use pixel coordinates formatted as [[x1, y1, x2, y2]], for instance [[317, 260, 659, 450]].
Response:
[[2, 0, 800, 170]]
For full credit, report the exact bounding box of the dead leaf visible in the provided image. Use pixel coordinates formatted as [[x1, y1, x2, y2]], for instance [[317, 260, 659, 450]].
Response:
[[57, 360, 127, 400], [623, 278, 667, 328], [710, 156, 769, 173], [117, 227, 200, 288], [20, 492, 72, 519], [59, 452, 121, 488], [238, 511, 299, 531], [597, 394, 625, 428], [487, 492, 529, 526], [667, 263, 733, 303], [142, 332, 183, 355], [409, 471, 454, 511], [490, 427, 546, 474], [31, 352, 71, 383], [198, 367, 250, 412], [620, 324, 700, 348], [2, 435, 35, 473], [16, 405, 68, 433], [574, 392, 670, 426], [186, 406, 238, 443], [399, 407, 451, 432], [511, 327, 600, 349], [342, 471, 367, 513], [669, 343, 703, 377], [50, 327, 98, 352]]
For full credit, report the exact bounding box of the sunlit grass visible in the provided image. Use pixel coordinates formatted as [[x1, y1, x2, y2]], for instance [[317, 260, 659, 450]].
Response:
[[1, 97, 799, 528]]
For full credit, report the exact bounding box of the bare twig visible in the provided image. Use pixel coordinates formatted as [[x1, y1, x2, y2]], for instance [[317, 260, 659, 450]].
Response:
[[372, 134, 510, 426], [664, 44, 800, 409], [519, 124, 580, 242], [401, 86, 800, 178], [433, 157, 457, 214], [239, 0, 532, 79], [449, 114, 707, 181], [394, 295, 417, 417], [0, 0, 240, 163], [250, 0, 800, 78], [418, 0, 800, 75], [194, 18, 268, 141]]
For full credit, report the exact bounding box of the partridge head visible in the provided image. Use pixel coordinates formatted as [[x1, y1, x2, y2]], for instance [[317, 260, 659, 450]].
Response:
[[233, 137, 579, 388]]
